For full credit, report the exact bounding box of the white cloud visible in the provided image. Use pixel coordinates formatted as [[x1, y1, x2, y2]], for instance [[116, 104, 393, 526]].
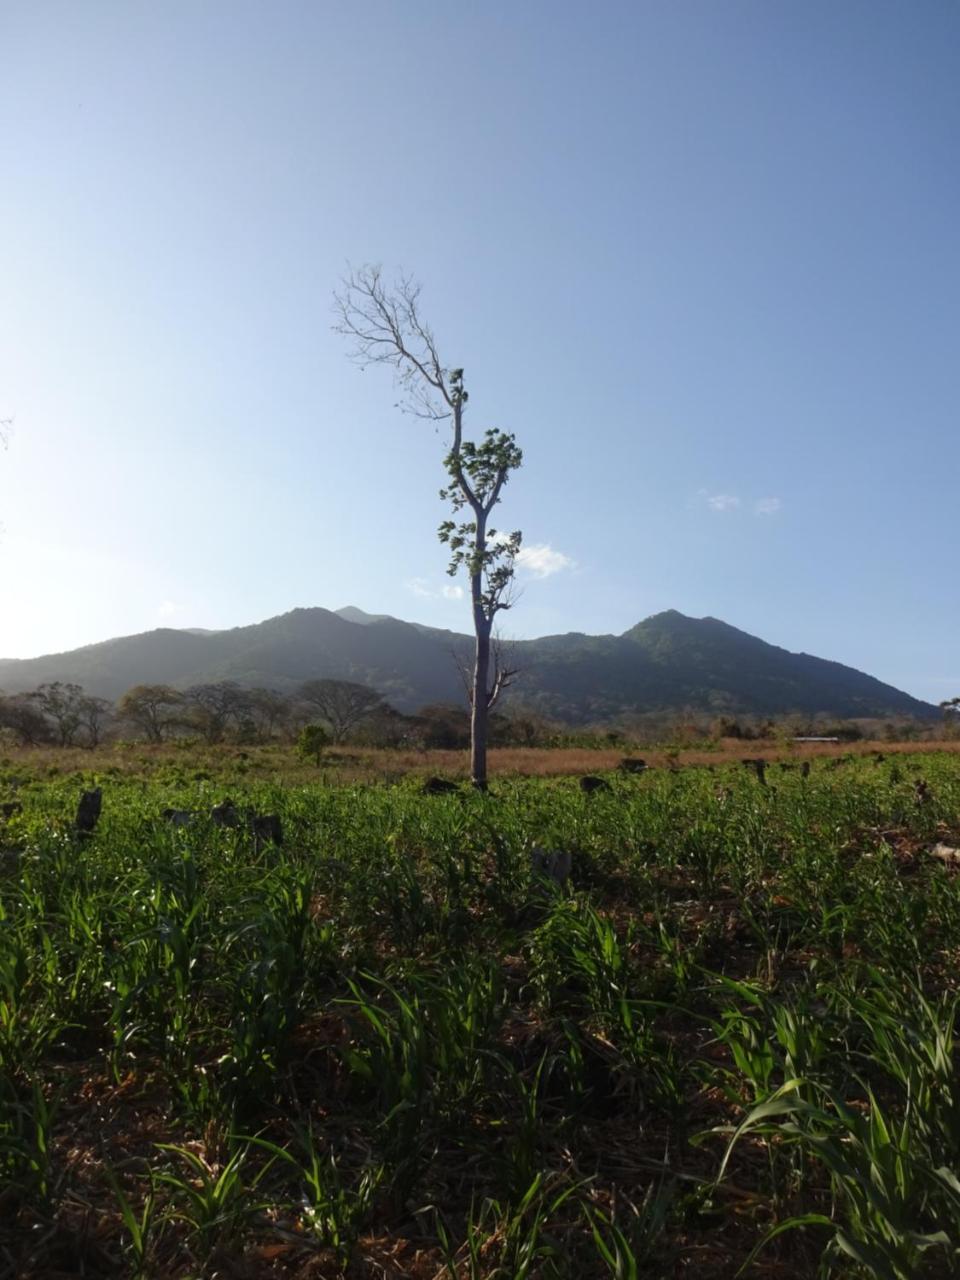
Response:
[[705, 493, 741, 512], [516, 543, 575, 578], [157, 600, 181, 618], [406, 544, 574, 600], [406, 577, 464, 602], [696, 490, 781, 515]]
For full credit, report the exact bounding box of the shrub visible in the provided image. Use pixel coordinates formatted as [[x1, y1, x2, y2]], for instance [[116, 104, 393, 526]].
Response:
[[296, 723, 330, 765]]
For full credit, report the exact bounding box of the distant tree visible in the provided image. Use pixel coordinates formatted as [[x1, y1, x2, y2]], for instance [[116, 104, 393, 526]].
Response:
[[183, 681, 250, 743], [117, 684, 184, 742], [78, 694, 113, 747], [335, 265, 521, 790], [298, 678, 386, 744], [494, 704, 553, 748], [413, 703, 471, 750], [0, 692, 52, 745], [349, 704, 412, 749], [716, 717, 744, 740], [245, 688, 291, 741], [31, 681, 87, 747], [297, 723, 330, 765]]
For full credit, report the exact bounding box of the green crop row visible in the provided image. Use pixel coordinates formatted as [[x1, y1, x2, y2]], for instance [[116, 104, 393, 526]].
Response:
[[0, 755, 958, 1276]]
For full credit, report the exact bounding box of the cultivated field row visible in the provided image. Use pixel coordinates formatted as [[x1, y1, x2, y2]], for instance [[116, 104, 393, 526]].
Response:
[[1, 754, 959, 1276]]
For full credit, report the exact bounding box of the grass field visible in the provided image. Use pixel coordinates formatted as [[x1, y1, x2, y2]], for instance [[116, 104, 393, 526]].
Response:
[[5, 736, 960, 786], [2, 748, 960, 1277]]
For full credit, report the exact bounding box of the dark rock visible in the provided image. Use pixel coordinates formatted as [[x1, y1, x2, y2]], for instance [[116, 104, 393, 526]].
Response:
[[211, 799, 240, 828], [162, 808, 197, 827], [579, 775, 611, 795], [618, 758, 647, 774], [421, 777, 460, 796], [75, 788, 102, 835], [250, 813, 283, 849]]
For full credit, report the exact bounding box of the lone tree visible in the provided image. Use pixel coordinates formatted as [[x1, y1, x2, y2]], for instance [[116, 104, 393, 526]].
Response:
[[245, 688, 291, 741], [117, 684, 184, 743], [78, 694, 112, 748], [334, 266, 521, 789], [31, 682, 87, 747], [183, 681, 250, 744], [298, 678, 385, 744]]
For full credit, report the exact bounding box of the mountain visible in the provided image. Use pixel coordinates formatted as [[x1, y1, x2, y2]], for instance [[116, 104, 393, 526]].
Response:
[[518, 610, 934, 720], [0, 608, 467, 710], [0, 606, 936, 722]]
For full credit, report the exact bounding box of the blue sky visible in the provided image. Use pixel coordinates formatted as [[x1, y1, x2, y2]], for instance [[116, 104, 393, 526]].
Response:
[[1, 2, 958, 703]]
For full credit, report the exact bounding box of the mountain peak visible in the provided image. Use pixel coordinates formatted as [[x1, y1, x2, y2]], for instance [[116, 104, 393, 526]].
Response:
[[335, 606, 395, 626], [641, 608, 694, 625], [640, 609, 737, 628], [624, 608, 699, 636]]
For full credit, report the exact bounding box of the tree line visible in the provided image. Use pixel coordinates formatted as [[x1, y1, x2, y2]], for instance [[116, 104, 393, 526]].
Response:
[[0, 678, 555, 751]]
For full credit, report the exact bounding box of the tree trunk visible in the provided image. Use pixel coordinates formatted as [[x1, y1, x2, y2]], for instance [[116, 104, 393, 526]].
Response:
[[471, 617, 490, 790]]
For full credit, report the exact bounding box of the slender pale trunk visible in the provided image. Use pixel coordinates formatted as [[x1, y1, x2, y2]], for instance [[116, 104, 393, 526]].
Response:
[[471, 610, 491, 790], [470, 512, 490, 790], [451, 395, 491, 791]]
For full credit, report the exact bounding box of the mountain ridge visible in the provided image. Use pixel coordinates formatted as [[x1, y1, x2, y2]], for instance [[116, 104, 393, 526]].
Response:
[[0, 606, 936, 722]]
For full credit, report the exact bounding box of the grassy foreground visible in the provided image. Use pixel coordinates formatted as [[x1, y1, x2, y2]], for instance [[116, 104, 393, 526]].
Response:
[[1, 751, 960, 1277]]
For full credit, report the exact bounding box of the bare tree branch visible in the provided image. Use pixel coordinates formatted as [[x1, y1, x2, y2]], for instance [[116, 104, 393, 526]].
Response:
[[488, 633, 520, 710], [333, 266, 452, 420]]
